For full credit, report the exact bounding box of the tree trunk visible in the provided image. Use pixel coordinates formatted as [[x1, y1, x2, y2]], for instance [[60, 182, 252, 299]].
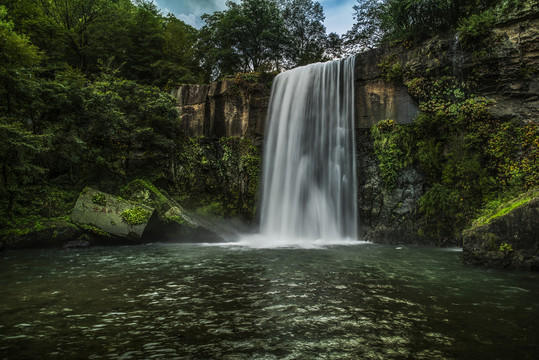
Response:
[[7, 192, 15, 222]]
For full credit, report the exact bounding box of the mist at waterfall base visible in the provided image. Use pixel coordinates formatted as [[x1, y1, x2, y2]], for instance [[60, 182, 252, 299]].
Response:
[[237, 57, 363, 248]]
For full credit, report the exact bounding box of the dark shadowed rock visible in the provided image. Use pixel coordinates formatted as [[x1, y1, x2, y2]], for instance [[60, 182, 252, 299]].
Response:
[[63, 239, 90, 249], [463, 192, 539, 270], [1, 220, 80, 249]]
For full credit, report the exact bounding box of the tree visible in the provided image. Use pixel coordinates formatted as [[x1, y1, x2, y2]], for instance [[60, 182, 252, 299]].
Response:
[[0, 5, 48, 218], [0, 121, 48, 220], [2, 0, 135, 74], [34, 0, 116, 71], [282, 0, 327, 66], [80, 73, 180, 179], [199, 0, 290, 79], [153, 14, 204, 88], [343, 0, 385, 53], [324, 32, 344, 59], [122, 0, 164, 83], [344, 0, 502, 51], [0, 5, 42, 117]]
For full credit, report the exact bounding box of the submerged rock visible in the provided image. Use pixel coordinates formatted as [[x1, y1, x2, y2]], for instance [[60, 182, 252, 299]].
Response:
[[70, 188, 159, 243], [462, 191, 539, 270], [63, 239, 90, 249], [0, 220, 80, 249]]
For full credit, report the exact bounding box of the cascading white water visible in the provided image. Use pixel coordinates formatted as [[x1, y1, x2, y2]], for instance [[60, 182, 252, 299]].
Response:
[[259, 57, 358, 242]]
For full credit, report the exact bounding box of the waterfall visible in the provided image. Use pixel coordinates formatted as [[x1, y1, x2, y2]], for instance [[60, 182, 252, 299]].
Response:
[[259, 57, 358, 242], [452, 33, 464, 82]]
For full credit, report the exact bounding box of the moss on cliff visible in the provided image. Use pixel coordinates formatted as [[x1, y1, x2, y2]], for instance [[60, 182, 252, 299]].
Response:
[[371, 66, 538, 242], [473, 188, 539, 227], [171, 136, 261, 221]]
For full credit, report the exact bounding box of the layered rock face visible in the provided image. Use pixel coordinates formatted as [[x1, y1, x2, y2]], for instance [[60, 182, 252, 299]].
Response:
[[170, 78, 269, 144], [354, 50, 419, 128], [171, 60, 422, 138]]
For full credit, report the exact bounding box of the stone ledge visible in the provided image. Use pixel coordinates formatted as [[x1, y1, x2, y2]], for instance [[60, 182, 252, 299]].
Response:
[[463, 193, 539, 270]]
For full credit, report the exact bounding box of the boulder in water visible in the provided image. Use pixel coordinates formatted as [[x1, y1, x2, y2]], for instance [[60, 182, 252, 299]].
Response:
[[120, 179, 237, 242], [63, 239, 90, 249], [70, 188, 159, 243]]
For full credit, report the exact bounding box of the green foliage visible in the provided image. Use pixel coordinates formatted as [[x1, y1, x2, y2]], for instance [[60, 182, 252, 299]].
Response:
[[92, 194, 107, 206], [474, 187, 539, 226], [0, 120, 49, 219], [80, 223, 109, 237], [372, 72, 538, 239], [457, 10, 497, 48], [199, 0, 290, 78], [419, 183, 463, 239], [173, 137, 261, 220], [345, 0, 503, 49], [486, 122, 539, 189], [371, 119, 413, 188], [377, 54, 403, 82], [121, 207, 151, 225], [499, 242, 513, 253], [2, 0, 204, 87]]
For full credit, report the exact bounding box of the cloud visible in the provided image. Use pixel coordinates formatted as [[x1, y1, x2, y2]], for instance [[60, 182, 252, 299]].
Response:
[[320, 0, 357, 35], [177, 13, 200, 27], [153, 0, 230, 28]]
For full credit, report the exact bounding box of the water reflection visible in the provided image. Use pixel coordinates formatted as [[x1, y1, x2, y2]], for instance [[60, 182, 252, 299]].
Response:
[[1, 244, 538, 359]]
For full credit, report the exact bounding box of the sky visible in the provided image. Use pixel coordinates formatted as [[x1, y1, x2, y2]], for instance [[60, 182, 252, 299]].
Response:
[[152, 0, 357, 36]]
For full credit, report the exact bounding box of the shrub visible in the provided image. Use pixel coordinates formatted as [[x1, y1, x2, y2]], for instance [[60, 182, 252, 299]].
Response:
[[457, 10, 496, 48], [371, 119, 414, 188]]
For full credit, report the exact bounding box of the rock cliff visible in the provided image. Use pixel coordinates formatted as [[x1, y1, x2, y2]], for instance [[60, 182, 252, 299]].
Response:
[[356, 8, 538, 246], [170, 78, 269, 145], [170, 9, 538, 250]]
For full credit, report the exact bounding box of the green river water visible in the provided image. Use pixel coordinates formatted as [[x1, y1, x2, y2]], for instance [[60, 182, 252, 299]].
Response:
[[1, 242, 538, 359]]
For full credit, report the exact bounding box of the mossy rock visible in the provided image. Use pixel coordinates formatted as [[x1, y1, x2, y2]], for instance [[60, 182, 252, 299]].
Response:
[[463, 189, 539, 270], [119, 179, 173, 222], [119, 180, 233, 242], [71, 188, 158, 243]]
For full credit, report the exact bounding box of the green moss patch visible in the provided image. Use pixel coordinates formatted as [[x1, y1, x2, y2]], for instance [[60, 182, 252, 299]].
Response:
[[473, 188, 539, 227], [121, 207, 151, 225]]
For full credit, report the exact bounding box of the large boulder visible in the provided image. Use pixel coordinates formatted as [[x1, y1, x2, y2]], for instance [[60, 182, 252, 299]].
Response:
[[462, 190, 539, 270], [70, 188, 159, 243], [120, 179, 236, 242]]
